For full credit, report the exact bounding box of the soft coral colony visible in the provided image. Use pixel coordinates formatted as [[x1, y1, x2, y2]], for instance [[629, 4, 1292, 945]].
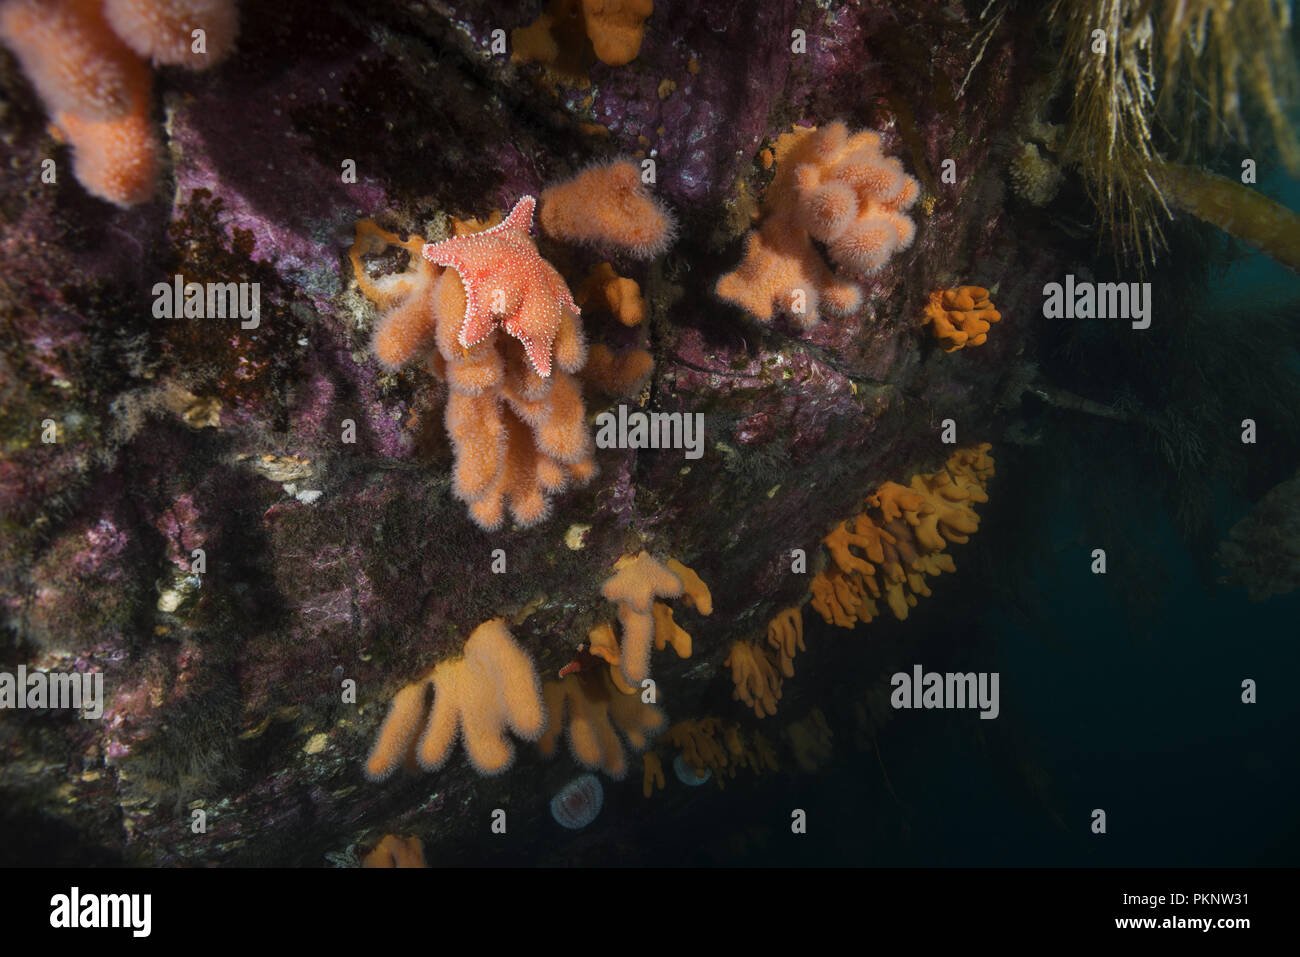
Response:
[[364, 551, 711, 782], [0, 0, 239, 206], [716, 120, 920, 326], [351, 162, 675, 531]]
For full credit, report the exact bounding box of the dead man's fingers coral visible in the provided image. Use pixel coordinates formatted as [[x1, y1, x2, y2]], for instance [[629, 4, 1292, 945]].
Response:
[[540, 159, 677, 259], [716, 121, 920, 325], [353, 200, 597, 532], [363, 619, 545, 780], [0, 0, 151, 121], [0, 0, 161, 206], [103, 0, 239, 68]]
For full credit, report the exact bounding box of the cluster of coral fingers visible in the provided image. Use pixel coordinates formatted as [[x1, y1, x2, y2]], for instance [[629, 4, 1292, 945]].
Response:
[[921, 286, 1002, 352], [811, 444, 995, 627], [652, 717, 780, 792], [716, 120, 920, 326], [351, 163, 675, 531], [0, 0, 237, 205], [351, 204, 595, 530], [363, 619, 546, 779], [536, 552, 710, 778]]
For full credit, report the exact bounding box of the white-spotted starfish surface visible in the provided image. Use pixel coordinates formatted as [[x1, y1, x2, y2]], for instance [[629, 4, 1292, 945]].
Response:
[[422, 196, 580, 377]]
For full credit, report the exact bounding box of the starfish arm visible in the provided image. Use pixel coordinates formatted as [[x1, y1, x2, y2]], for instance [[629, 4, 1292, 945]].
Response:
[[500, 195, 537, 236]]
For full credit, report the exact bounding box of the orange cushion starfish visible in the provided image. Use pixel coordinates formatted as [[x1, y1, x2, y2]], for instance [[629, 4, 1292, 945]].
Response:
[[422, 195, 580, 377]]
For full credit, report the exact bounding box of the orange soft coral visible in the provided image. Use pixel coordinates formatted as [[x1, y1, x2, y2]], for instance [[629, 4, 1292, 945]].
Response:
[[512, 0, 652, 77], [724, 640, 782, 718], [0, 0, 160, 206], [537, 663, 665, 779], [809, 444, 994, 628], [766, 606, 805, 678], [666, 557, 712, 614], [664, 717, 774, 788], [362, 834, 426, 868], [350, 220, 442, 370], [667, 718, 731, 782], [650, 601, 691, 658], [53, 104, 161, 207], [581, 0, 653, 65], [0, 0, 235, 206], [591, 552, 708, 688], [921, 286, 1002, 352], [540, 159, 676, 259], [103, 0, 238, 67], [716, 121, 920, 326], [582, 343, 653, 397], [363, 619, 546, 779], [350, 210, 596, 531], [642, 750, 665, 797], [600, 551, 682, 685], [576, 262, 646, 326], [585, 621, 637, 694]]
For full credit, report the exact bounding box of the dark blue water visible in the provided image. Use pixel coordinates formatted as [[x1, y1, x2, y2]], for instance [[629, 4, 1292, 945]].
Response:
[[628, 158, 1300, 868]]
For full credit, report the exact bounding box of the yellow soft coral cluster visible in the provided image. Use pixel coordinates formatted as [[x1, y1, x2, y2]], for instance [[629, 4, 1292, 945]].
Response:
[[716, 121, 920, 327], [921, 286, 1001, 352], [724, 640, 783, 718], [350, 217, 595, 531], [363, 619, 546, 779], [540, 552, 708, 778], [766, 606, 805, 678], [599, 551, 710, 687], [512, 0, 653, 83], [657, 717, 779, 791], [810, 444, 995, 628], [538, 664, 665, 779]]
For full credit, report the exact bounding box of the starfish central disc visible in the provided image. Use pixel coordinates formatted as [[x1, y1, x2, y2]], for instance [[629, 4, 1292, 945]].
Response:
[[422, 195, 580, 377]]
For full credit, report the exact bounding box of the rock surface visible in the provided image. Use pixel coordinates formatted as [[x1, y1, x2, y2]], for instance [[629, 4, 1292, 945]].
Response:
[[0, 0, 1059, 865]]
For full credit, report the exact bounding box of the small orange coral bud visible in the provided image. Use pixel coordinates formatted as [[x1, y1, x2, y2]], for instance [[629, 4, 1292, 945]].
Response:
[[583, 344, 653, 397], [362, 834, 426, 868], [576, 262, 646, 326], [582, 0, 653, 66]]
